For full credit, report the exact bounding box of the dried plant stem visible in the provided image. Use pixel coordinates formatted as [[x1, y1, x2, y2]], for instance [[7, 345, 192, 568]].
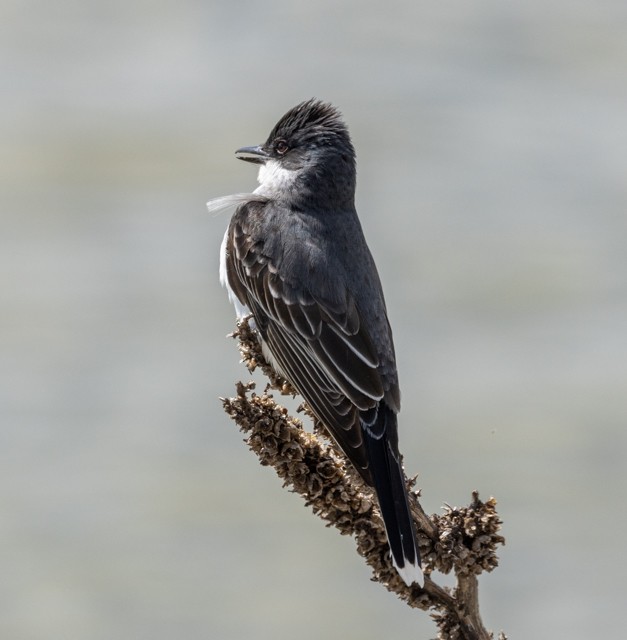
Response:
[[221, 318, 507, 640]]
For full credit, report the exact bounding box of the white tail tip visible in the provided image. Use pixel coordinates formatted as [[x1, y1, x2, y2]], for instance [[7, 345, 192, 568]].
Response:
[[394, 557, 424, 587]]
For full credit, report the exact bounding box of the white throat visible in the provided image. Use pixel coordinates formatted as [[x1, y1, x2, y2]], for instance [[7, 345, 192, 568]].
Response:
[[254, 159, 298, 196]]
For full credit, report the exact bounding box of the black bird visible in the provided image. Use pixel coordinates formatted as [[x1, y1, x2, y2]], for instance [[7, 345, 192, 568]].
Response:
[[211, 99, 422, 586]]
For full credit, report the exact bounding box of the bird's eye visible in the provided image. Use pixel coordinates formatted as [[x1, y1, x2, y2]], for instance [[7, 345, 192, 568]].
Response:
[[274, 140, 289, 155]]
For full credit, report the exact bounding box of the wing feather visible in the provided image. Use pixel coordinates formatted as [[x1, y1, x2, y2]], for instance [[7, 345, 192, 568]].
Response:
[[225, 208, 393, 481]]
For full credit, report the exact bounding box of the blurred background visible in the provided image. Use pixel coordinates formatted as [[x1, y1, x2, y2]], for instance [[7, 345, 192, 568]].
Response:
[[2, 1, 626, 638]]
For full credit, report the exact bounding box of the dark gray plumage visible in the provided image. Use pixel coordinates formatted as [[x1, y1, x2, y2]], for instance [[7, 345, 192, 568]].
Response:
[[214, 99, 422, 586]]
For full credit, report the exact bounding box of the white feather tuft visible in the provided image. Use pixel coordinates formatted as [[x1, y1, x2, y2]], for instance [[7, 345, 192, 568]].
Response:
[[206, 193, 265, 216]]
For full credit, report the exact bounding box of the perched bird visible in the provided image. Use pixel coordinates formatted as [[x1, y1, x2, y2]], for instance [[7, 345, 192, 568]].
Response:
[[211, 99, 422, 586]]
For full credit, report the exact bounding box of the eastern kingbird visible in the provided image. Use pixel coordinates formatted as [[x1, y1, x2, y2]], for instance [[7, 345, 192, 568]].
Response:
[[210, 99, 422, 586]]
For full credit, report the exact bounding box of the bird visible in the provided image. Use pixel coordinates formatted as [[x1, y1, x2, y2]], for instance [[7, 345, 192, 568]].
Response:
[[211, 99, 422, 586]]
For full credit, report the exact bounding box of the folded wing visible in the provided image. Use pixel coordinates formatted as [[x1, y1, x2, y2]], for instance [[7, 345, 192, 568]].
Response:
[[224, 208, 388, 481]]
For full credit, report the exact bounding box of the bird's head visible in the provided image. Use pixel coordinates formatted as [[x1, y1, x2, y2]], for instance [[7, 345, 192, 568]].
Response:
[[235, 99, 356, 208]]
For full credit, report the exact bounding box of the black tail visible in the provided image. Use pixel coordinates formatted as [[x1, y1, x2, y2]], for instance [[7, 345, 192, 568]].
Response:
[[362, 403, 422, 586]]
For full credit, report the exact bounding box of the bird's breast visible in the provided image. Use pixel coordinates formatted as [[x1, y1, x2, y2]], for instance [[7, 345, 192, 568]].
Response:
[[220, 226, 251, 319]]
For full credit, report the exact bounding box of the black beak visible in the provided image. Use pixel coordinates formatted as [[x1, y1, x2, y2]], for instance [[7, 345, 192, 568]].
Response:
[[235, 145, 269, 164]]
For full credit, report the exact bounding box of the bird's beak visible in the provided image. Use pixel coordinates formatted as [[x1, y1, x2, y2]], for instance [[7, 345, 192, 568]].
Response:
[[235, 145, 269, 164]]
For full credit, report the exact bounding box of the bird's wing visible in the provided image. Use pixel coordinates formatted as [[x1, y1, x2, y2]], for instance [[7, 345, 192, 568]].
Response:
[[224, 210, 388, 479]]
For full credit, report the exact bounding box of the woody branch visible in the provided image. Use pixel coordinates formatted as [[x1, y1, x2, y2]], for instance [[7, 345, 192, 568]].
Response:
[[221, 317, 506, 640]]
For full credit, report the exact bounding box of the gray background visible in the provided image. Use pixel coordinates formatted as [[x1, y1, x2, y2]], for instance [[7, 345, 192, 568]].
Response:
[[2, 1, 626, 638]]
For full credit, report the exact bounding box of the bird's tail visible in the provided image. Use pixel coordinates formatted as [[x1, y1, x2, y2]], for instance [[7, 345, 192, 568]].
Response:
[[362, 404, 423, 587]]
